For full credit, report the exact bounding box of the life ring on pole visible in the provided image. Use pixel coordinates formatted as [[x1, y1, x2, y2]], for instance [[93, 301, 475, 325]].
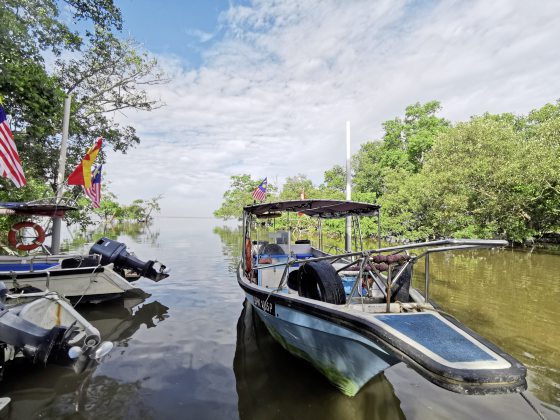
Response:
[[8, 221, 46, 251], [245, 238, 253, 274]]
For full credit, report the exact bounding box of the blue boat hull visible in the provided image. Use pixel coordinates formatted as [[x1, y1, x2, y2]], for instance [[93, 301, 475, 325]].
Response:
[[237, 265, 526, 396], [249, 295, 399, 396]]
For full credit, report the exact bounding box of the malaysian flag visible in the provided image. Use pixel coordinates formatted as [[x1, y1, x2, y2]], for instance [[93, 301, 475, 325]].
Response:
[[83, 165, 102, 208], [0, 105, 26, 188], [252, 178, 267, 202]]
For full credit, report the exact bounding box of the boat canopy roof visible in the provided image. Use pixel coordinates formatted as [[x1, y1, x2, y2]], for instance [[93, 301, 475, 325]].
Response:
[[0, 201, 76, 217], [244, 199, 380, 219]]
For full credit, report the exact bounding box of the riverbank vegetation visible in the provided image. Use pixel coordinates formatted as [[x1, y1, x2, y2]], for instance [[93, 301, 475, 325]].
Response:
[[215, 101, 560, 243]]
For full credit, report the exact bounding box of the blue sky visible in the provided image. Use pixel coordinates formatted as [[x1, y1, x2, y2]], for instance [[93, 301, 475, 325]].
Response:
[[103, 0, 560, 217], [115, 0, 234, 68]]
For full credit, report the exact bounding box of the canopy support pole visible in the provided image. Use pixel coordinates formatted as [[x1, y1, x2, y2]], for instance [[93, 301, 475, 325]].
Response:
[[345, 121, 352, 252]]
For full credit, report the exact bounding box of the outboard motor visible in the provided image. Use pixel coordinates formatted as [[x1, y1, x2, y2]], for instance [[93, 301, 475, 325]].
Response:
[[89, 238, 169, 282]]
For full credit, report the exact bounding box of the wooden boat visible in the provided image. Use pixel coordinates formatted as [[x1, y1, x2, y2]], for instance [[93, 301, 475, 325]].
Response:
[[0, 238, 168, 303], [237, 200, 526, 396]]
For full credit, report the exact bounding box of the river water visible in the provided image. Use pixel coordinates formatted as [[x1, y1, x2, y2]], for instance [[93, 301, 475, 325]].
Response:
[[0, 217, 558, 419]]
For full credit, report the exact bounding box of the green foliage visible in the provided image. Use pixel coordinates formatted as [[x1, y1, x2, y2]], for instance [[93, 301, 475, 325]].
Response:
[[214, 175, 277, 220], [352, 142, 385, 196], [64, 192, 163, 233], [378, 106, 560, 242], [279, 174, 317, 200], [353, 101, 449, 197], [216, 101, 559, 243], [321, 165, 346, 197], [0, 0, 166, 200]]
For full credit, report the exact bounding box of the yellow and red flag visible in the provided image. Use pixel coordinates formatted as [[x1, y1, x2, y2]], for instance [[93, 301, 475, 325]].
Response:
[[67, 137, 103, 188]]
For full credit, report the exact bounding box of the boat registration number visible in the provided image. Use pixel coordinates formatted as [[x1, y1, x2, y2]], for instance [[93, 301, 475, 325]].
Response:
[[253, 296, 275, 315]]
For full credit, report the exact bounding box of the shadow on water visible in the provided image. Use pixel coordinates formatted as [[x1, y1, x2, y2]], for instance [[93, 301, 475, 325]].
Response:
[[234, 299, 406, 420], [0, 293, 169, 419]]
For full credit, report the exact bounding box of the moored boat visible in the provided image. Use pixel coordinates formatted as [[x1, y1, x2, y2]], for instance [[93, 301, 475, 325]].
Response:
[[1, 200, 169, 302], [236, 199, 526, 396], [0, 237, 169, 303], [0, 285, 114, 380]]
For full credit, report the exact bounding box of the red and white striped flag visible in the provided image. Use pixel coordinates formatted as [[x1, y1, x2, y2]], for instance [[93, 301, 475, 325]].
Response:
[[252, 178, 267, 202], [0, 105, 26, 188], [83, 165, 102, 208]]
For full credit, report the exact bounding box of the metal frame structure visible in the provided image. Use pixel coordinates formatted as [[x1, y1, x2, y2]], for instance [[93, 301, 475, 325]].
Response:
[[243, 202, 506, 311]]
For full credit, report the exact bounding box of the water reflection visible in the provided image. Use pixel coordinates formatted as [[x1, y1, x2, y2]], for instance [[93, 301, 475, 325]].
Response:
[[413, 248, 560, 411], [234, 300, 406, 420], [0, 293, 169, 419], [64, 221, 162, 252], [213, 225, 242, 272]]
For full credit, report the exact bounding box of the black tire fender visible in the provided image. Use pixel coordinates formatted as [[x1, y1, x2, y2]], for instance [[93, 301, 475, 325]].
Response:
[[298, 261, 346, 304]]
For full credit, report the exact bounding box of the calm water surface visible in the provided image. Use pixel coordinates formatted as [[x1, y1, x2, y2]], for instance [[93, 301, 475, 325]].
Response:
[[0, 218, 558, 419]]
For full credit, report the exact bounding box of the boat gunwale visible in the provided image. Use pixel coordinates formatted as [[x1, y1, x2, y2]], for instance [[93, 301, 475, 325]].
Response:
[[0, 265, 107, 279]]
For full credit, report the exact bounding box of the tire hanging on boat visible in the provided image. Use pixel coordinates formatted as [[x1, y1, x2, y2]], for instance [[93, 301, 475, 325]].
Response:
[[287, 270, 300, 291], [8, 221, 46, 251], [298, 261, 346, 305]]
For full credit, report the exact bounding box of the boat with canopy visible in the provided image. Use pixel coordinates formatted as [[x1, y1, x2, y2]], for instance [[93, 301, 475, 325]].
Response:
[[237, 199, 526, 397]]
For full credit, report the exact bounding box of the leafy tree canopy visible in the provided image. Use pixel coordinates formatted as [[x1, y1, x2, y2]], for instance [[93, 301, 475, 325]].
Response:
[[0, 0, 166, 193], [216, 101, 560, 243], [214, 175, 277, 220]]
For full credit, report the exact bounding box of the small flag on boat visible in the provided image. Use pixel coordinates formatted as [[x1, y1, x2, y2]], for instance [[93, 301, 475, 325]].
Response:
[[0, 105, 26, 188], [252, 178, 267, 202], [67, 137, 103, 189], [83, 165, 102, 208]]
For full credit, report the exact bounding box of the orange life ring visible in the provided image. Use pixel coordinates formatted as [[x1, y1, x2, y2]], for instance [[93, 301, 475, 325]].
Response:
[[8, 221, 46, 251], [245, 238, 253, 273]]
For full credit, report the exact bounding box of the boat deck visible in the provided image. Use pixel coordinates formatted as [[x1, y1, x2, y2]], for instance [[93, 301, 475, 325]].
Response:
[[374, 312, 506, 367]]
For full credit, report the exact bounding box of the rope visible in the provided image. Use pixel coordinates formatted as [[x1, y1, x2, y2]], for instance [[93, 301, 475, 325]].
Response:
[[73, 263, 102, 307]]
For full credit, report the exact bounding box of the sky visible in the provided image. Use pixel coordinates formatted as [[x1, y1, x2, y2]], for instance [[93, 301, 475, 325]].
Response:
[[103, 0, 560, 217]]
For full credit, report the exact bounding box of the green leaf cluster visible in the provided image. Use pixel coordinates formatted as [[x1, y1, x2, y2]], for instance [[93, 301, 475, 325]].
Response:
[[213, 175, 277, 220]]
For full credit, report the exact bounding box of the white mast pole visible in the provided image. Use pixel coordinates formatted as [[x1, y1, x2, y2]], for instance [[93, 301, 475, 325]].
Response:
[[345, 121, 352, 252], [51, 94, 72, 254]]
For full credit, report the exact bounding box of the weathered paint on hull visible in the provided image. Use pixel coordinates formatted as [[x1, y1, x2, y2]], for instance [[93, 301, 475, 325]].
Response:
[[249, 296, 399, 396]]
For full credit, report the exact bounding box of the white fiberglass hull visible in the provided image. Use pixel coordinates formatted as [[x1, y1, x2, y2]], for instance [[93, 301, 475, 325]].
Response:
[[0, 264, 135, 299]]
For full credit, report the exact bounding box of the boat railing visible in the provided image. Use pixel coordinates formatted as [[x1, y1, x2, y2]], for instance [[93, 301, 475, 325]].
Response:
[[254, 239, 507, 309]]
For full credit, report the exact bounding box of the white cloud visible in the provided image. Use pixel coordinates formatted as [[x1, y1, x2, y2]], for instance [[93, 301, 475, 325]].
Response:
[[107, 0, 560, 216]]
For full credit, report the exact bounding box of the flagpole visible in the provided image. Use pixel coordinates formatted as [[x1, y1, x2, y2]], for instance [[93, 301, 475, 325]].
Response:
[[345, 121, 352, 252], [51, 94, 72, 254]]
